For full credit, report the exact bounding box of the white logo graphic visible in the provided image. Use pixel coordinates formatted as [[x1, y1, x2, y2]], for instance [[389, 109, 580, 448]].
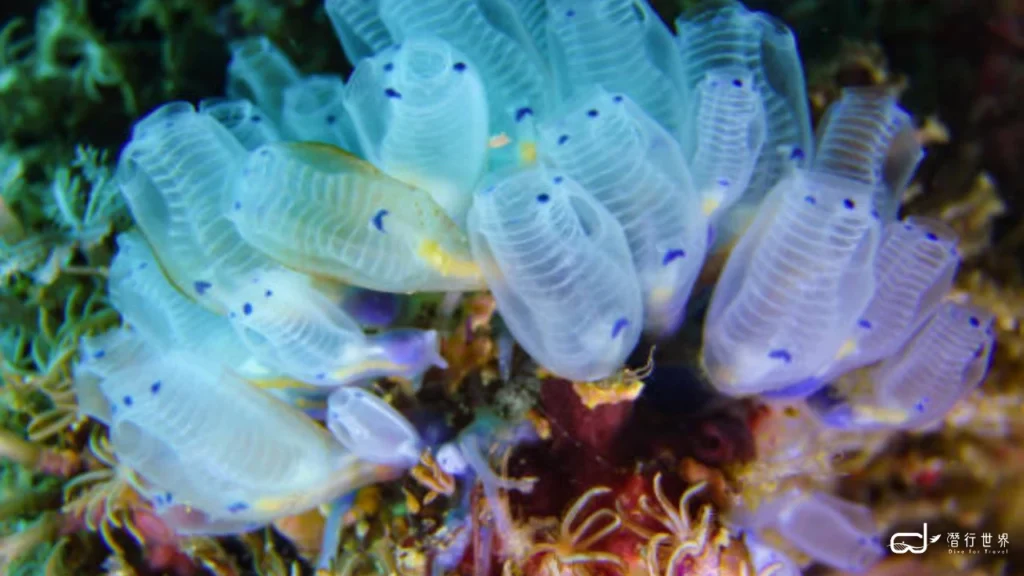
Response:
[[890, 523, 942, 554]]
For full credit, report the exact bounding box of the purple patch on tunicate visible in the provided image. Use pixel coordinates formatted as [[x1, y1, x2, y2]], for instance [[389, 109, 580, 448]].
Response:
[[379, 329, 433, 366]]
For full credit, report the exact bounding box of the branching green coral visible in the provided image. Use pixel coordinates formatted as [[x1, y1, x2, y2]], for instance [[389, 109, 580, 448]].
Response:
[[32, 0, 136, 111], [0, 148, 27, 245], [1, 144, 126, 291], [47, 146, 127, 252], [0, 1, 136, 143], [0, 410, 64, 576]]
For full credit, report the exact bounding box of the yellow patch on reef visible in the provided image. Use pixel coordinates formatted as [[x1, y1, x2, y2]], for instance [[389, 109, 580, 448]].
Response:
[[834, 338, 857, 361], [292, 396, 326, 412], [519, 141, 537, 165], [402, 487, 422, 514], [410, 450, 456, 497], [853, 405, 909, 425], [570, 348, 654, 409], [572, 379, 644, 409], [702, 197, 721, 217], [650, 287, 673, 307], [525, 409, 552, 440], [338, 486, 384, 525], [417, 239, 483, 280], [287, 141, 378, 174], [330, 360, 405, 383], [249, 376, 319, 392], [253, 494, 299, 515]]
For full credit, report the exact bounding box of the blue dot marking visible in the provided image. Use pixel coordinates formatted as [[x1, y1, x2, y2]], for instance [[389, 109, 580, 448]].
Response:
[[717, 178, 730, 187], [453, 62, 466, 72], [233, 201, 241, 211], [93, 350, 106, 359], [768, 349, 792, 363], [553, 176, 564, 184], [151, 381, 161, 394], [969, 316, 980, 327], [536, 193, 550, 203], [326, 114, 336, 125], [662, 249, 686, 265], [557, 134, 570, 145], [372, 209, 389, 232], [586, 109, 599, 118], [858, 319, 872, 329], [611, 317, 629, 338], [926, 232, 938, 241], [123, 395, 133, 407], [385, 88, 402, 99], [227, 502, 249, 513], [566, 9, 575, 17], [265, 289, 273, 298], [732, 78, 743, 87], [383, 62, 393, 72], [612, 95, 623, 103], [250, 115, 261, 123], [243, 302, 253, 316], [790, 148, 805, 160], [194, 281, 212, 295], [843, 198, 855, 209], [804, 195, 816, 205], [515, 107, 533, 122]]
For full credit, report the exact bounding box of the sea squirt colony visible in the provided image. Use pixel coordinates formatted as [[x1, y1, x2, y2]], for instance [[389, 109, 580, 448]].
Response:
[[68, 0, 995, 572]]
